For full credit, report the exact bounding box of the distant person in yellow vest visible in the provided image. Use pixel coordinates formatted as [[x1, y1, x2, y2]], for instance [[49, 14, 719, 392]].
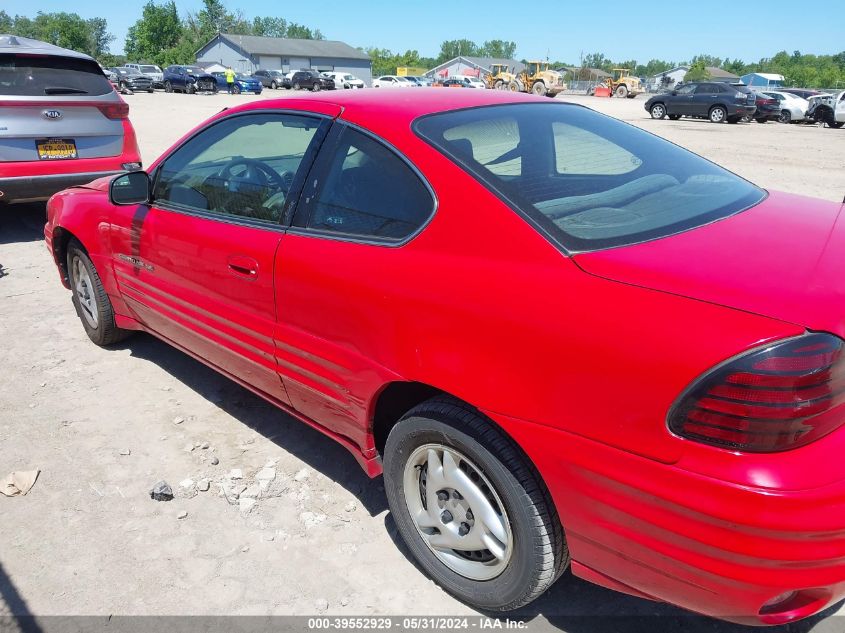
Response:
[[224, 66, 235, 94]]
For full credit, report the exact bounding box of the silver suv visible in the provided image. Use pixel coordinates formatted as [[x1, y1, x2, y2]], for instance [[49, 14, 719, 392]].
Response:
[[0, 34, 141, 205]]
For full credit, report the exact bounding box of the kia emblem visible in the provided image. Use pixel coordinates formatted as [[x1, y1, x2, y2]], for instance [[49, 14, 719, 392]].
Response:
[[43, 109, 63, 120]]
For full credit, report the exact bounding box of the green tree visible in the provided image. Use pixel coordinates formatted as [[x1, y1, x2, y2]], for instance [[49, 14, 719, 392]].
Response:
[[0, 10, 14, 32], [480, 40, 516, 59], [684, 60, 711, 82], [437, 39, 480, 64], [252, 16, 287, 38], [125, 1, 182, 63], [286, 22, 324, 39]]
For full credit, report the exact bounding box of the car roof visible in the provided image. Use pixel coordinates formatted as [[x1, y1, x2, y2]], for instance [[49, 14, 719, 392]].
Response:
[[226, 88, 567, 128], [0, 33, 94, 60]]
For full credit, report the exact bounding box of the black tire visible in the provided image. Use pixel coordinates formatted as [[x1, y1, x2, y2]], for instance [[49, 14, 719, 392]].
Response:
[[531, 81, 547, 97], [615, 84, 629, 98], [66, 239, 131, 347], [709, 105, 727, 123], [164, 81, 172, 93], [312, 82, 321, 92], [649, 103, 666, 119], [668, 114, 681, 120], [755, 118, 768, 124], [727, 116, 740, 124], [494, 79, 503, 90], [383, 396, 568, 611], [147, 88, 154, 93], [270, 80, 278, 89], [232, 84, 241, 94], [186, 82, 195, 95], [779, 110, 791, 124]]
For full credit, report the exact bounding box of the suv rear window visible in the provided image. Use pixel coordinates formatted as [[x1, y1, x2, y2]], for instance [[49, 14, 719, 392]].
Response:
[[0, 54, 113, 96], [414, 103, 764, 252]]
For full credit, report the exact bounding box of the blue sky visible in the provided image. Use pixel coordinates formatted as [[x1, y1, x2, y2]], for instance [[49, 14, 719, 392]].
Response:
[[4, 0, 843, 62]]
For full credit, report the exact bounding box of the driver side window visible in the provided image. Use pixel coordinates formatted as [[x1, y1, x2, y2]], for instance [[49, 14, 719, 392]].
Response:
[[153, 113, 322, 224]]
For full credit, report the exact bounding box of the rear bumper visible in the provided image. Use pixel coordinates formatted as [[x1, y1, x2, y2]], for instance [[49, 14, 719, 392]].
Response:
[[489, 411, 845, 625], [0, 170, 122, 204]]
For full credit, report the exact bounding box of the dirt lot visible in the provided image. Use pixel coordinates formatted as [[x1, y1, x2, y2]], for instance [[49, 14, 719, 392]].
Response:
[[1, 90, 844, 632]]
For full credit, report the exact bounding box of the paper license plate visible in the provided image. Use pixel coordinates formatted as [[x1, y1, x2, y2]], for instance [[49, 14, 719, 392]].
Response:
[[36, 139, 78, 160]]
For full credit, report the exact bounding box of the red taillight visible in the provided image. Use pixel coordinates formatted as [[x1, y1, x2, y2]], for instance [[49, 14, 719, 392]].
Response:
[[97, 101, 129, 120], [668, 333, 845, 452]]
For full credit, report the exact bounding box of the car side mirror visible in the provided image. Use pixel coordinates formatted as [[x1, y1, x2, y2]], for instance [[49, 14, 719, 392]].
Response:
[[110, 171, 151, 206]]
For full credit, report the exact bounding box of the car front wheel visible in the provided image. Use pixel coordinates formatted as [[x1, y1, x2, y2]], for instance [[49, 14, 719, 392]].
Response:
[[649, 103, 666, 119], [383, 397, 567, 611], [66, 239, 131, 347], [164, 81, 172, 93], [270, 81, 278, 89]]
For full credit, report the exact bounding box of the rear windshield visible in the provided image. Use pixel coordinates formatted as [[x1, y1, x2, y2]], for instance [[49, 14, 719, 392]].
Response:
[[0, 54, 113, 96], [414, 103, 765, 252]]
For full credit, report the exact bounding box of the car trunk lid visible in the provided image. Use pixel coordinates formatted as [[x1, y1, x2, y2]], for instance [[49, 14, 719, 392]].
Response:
[[573, 191, 845, 337]]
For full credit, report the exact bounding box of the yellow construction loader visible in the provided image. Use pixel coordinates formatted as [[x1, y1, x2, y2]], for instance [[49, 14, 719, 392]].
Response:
[[508, 61, 567, 97], [605, 68, 643, 98], [484, 63, 515, 90]]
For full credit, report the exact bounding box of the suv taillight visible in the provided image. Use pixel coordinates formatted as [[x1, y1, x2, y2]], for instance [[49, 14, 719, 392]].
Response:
[[97, 101, 129, 119], [668, 333, 845, 452]]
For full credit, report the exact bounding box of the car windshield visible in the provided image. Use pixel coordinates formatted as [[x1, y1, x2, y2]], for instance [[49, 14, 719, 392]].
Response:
[[140, 65, 159, 73], [0, 53, 113, 96], [415, 103, 765, 252]]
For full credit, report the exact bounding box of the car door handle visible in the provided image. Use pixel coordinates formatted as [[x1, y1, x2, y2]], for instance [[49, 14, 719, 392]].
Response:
[[227, 255, 259, 278]]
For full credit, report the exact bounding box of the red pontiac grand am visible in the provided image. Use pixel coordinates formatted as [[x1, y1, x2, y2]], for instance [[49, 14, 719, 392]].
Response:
[[45, 89, 845, 625]]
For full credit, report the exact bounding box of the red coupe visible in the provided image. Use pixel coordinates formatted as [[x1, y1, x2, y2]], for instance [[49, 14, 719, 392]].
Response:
[[45, 89, 845, 625]]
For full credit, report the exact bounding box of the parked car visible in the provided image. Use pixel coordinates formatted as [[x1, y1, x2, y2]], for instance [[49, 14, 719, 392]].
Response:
[[44, 88, 845, 626], [412, 76, 433, 87], [253, 69, 286, 89], [0, 34, 141, 205], [645, 82, 756, 123], [435, 77, 470, 88], [806, 90, 845, 128], [210, 71, 263, 94], [323, 72, 365, 89], [780, 88, 822, 100], [372, 75, 415, 88], [749, 92, 781, 123], [281, 70, 297, 89], [125, 63, 164, 88], [761, 90, 809, 123], [289, 70, 334, 91], [109, 67, 154, 93], [162, 65, 217, 94]]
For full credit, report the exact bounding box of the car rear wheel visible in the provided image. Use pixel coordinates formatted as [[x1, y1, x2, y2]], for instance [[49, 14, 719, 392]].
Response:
[[67, 240, 131, 347], [779, 110, 792, 124], [383, 397, 568, 611], [709, 105, 727, 123], [649, 103, 666, 119], [164, 81, 172, 93]]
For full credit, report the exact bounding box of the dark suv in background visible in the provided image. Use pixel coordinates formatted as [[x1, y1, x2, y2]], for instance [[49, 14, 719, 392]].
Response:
[[109, 67, 153, 93], [644, 82, 757, 123], [290, 70, 334, 91], [162, 65, 216, 94]]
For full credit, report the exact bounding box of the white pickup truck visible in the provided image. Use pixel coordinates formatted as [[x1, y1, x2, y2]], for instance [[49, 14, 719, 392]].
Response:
[[806, 90, 845, 128]]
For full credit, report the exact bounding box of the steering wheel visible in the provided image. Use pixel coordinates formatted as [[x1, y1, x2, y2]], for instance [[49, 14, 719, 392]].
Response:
[[218, 157, 284, 192]]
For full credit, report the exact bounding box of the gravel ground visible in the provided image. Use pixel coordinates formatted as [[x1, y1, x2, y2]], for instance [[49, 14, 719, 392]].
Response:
[[1, 90, 844, 633]]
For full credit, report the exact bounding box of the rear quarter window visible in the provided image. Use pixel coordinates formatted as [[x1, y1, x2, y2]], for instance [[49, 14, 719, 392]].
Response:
[[415, 103, 764, 252], [0, 54, 113, 96]]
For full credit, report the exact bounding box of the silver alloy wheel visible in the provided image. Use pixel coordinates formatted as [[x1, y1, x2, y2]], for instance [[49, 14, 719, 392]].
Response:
[[651, 104, 665, 119], [71, 256, 98, 329], [402, 444, 513, 581], [710, 107, 726, 122]]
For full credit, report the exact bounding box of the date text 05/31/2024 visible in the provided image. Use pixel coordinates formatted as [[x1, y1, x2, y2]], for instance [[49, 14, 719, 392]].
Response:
[[307, 617, 529, 630]]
